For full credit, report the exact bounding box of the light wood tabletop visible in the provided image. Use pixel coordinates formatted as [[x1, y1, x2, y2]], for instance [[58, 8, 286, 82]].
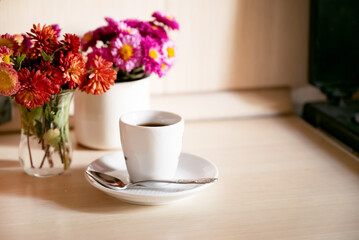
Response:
[[1, 115, 359, 240]]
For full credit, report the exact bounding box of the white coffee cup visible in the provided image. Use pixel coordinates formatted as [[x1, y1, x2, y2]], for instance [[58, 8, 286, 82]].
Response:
[[119, 110, 184, 182]]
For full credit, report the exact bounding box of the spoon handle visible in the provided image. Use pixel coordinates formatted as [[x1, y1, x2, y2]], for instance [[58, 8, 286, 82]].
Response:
[[132, 177, 218, 185]]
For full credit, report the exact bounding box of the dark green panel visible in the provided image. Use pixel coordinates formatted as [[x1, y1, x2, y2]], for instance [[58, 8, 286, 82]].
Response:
[[309, 0, 359, 100]]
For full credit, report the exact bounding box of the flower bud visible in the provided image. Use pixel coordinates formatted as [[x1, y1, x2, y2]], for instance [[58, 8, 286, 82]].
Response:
[[43, 128, 61, 146]]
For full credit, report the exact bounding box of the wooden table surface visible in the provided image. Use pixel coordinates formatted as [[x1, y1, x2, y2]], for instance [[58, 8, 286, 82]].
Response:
[[1, 115, 359, 240]]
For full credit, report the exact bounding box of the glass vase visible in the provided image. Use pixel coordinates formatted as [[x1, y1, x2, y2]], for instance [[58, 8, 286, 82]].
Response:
[[18, 91, 74, 177]]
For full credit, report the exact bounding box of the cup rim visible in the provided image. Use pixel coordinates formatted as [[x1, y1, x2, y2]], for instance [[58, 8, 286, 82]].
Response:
[[120, 110, 183, 128]]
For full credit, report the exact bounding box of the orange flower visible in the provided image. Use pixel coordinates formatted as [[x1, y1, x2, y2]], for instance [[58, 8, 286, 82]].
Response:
[[15, 69, 52, 108], [0, 63, 19, 96], [60, 52, 87, 89], [80, 55, 117, 95]]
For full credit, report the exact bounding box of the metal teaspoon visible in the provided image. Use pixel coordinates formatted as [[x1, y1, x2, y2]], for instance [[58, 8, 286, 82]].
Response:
[[86, 170, 218, 189]]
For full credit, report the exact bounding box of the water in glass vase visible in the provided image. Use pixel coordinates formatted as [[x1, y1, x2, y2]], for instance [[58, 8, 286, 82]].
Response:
[[18, 91, 73, 177]]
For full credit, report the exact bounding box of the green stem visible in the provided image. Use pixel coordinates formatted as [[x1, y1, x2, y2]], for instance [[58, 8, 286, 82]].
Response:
[[58, 142, 63, 164], [26, 129, 34, 168], [39, 145, 49, 169], [58, 141, 67, 170], [40, 104, 46, 147]]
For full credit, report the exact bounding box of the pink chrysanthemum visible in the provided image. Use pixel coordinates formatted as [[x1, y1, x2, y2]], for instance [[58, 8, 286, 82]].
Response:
[[15, 69, 52, 108], [125, 20, 168, 41], [95, 24, 117, 44], [0, 62, 19, 96], [158, 62, 171, 77], [124, 19, 151, 34], [104, 17, 122, 34], [142, 37, 163, 75], [0, 46, 14, 65], [104, 18, 137, 35], [162, 39, 176, 66], [152, 11, 180, 30], [149, 23, 168, 40], [103, 18, 140, 39], [110, 34, 142, 72], [118, 21, 140, 36]]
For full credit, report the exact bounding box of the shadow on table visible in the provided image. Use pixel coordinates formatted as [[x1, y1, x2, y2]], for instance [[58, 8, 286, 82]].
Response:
[[0, 162, 150, 213], [0, 160, 19, 168]]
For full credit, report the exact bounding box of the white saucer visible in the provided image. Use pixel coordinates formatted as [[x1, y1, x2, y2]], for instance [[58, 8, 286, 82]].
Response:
[[85, 152, 218, 205]]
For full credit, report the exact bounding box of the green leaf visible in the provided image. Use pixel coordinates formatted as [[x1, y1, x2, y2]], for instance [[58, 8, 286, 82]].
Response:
[[15, 54, 26, 71], [41, 50, 53, 62], [34, 120, 43, 138]]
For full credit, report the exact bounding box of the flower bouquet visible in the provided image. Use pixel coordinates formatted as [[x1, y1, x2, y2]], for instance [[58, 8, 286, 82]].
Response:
[[81, 11, 179, 81], [0, 24, 117, 176]]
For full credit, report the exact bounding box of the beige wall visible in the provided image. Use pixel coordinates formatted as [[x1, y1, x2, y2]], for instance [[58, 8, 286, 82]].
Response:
[[0, 0, 309, 94]]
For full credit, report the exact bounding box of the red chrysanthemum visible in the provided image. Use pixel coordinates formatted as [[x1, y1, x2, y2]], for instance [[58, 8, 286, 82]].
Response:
[[60, 52, 87, 89], [0, 62, 19, 96], [15, 68, 52, 108], [39, 61, 66, 94], [62, 34, 81, 53], [27, 24, 60, 58], [80, 55, 117, 95]]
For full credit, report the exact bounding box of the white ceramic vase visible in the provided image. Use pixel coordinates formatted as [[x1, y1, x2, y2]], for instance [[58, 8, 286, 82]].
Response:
[[74, 77, 150, 149]]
